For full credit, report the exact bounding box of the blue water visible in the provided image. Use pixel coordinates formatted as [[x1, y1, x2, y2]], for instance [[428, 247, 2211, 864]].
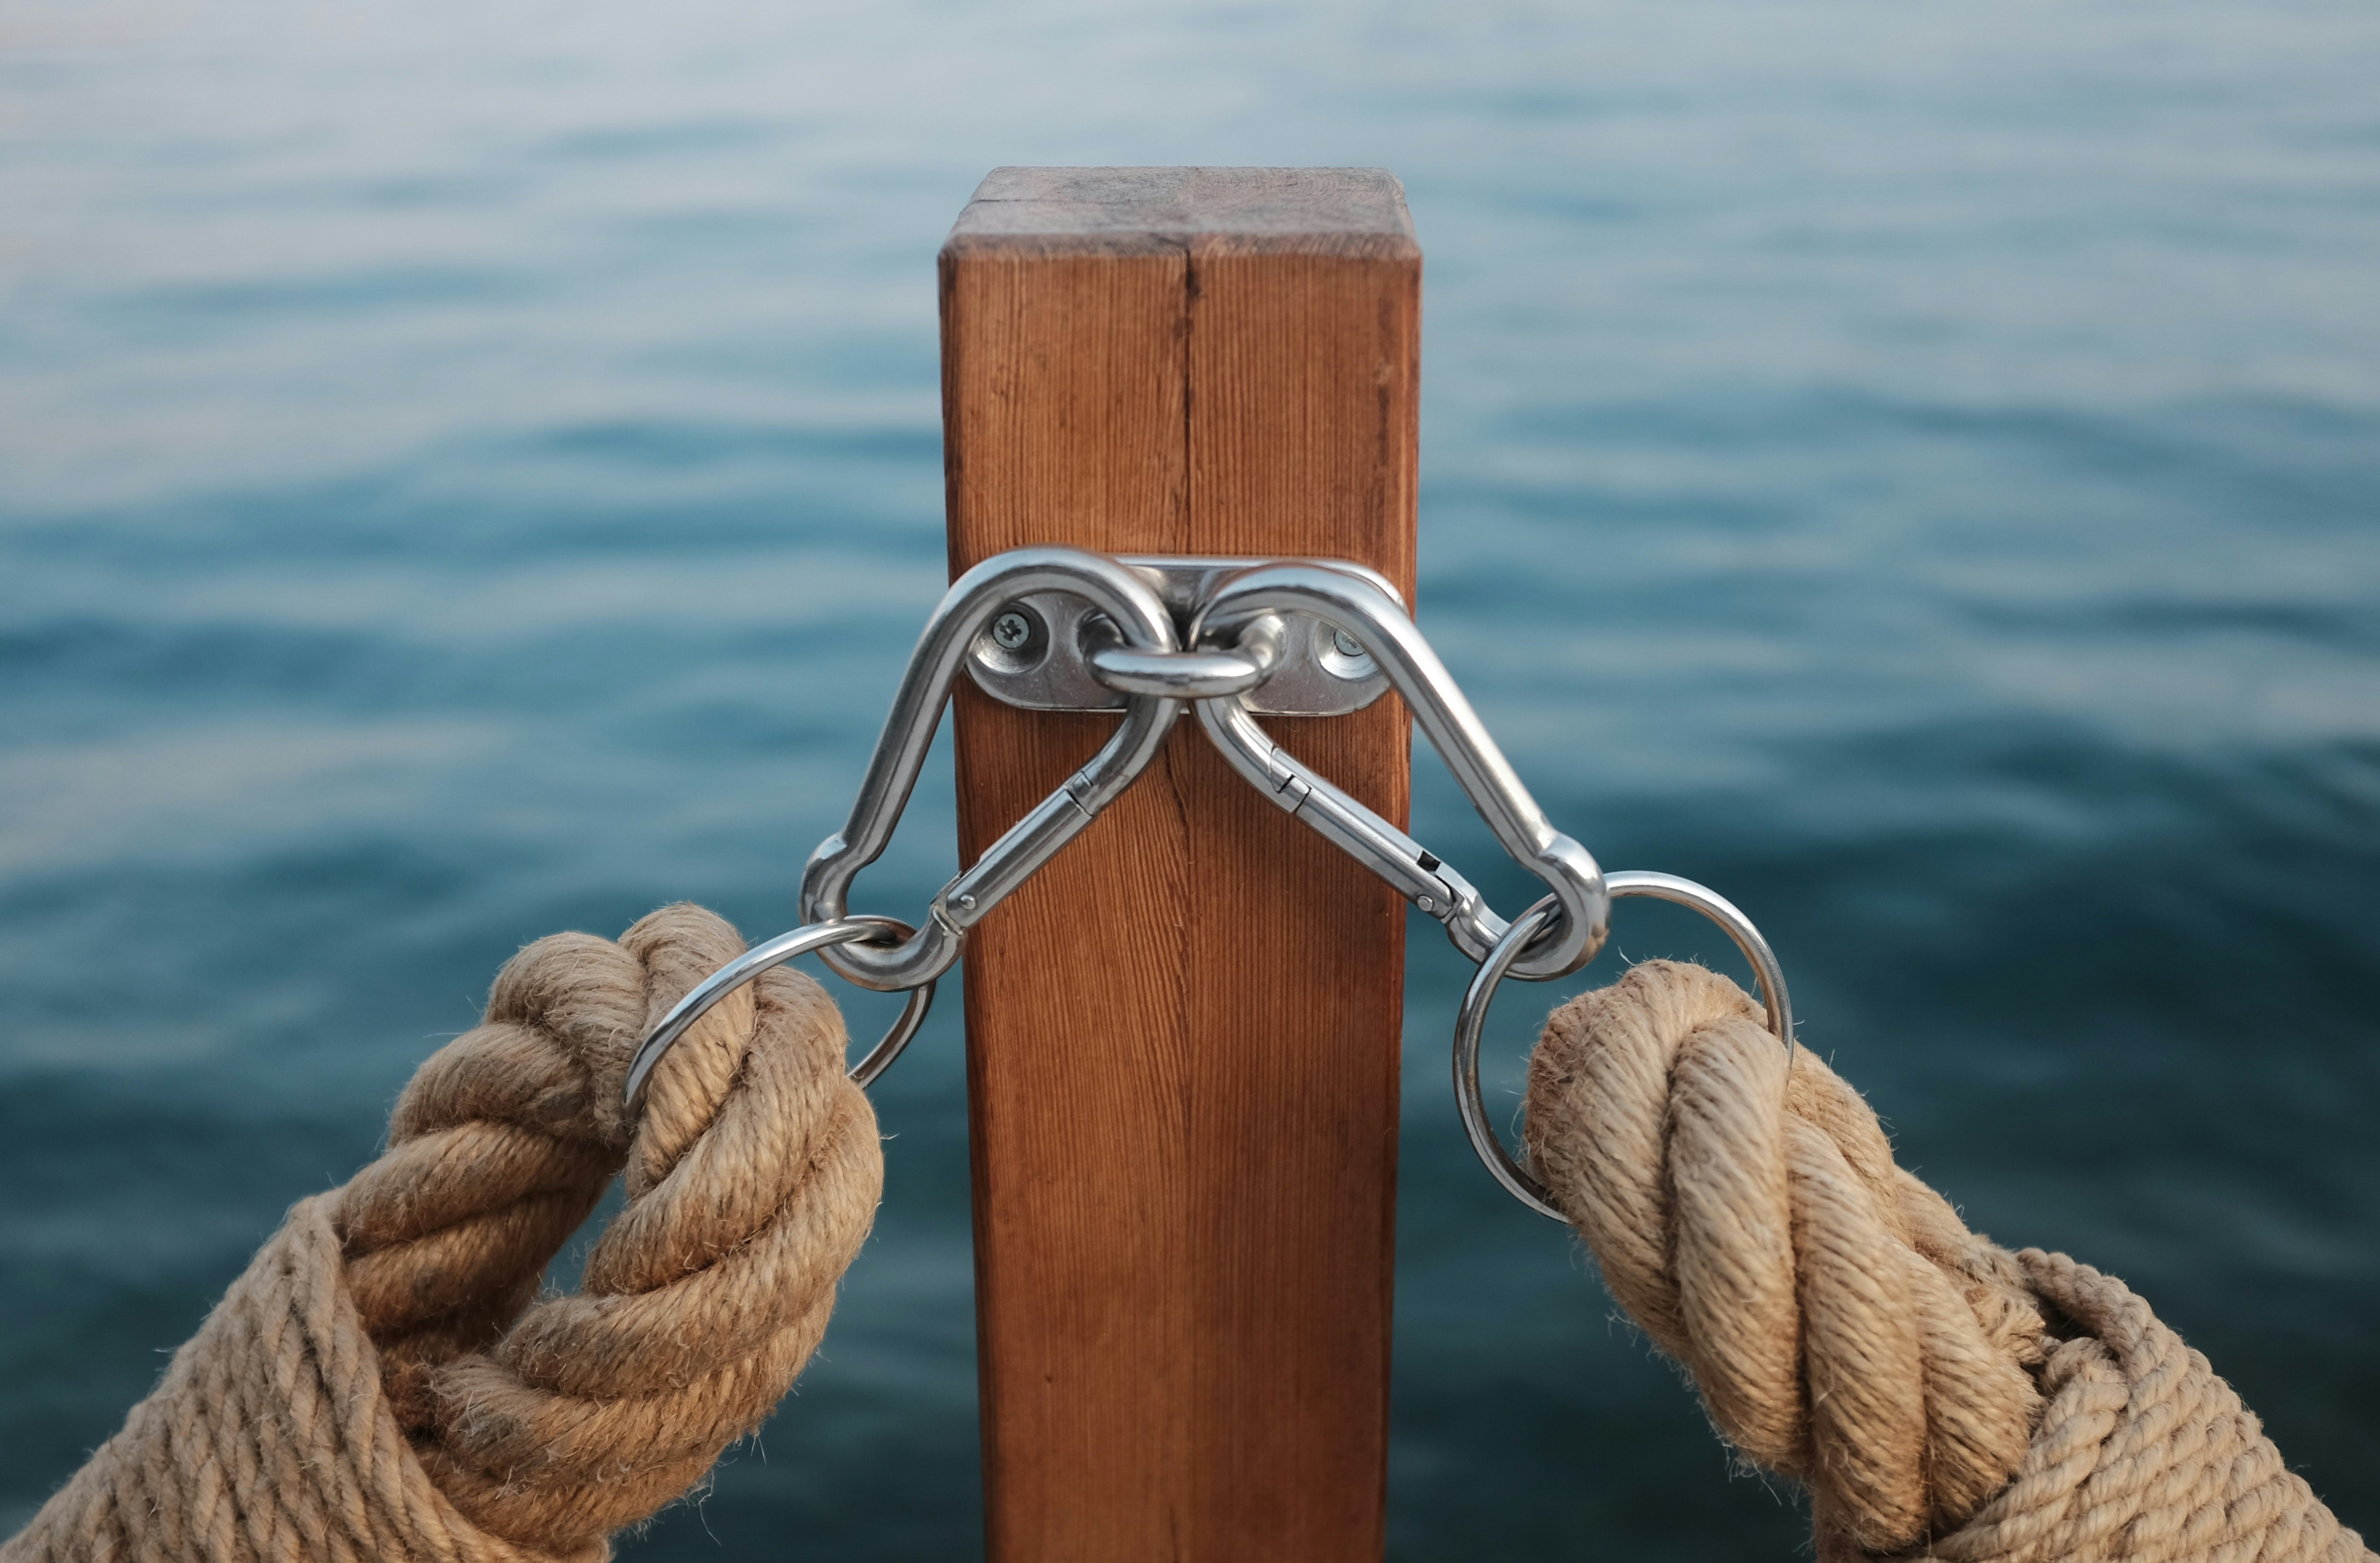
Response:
[[4, 0, 2377, 1554]]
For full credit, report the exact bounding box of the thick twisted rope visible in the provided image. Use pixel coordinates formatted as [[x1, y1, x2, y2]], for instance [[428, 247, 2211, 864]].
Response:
[[1524, 958, 2370, 1563], [4, 903, 881, 1563]]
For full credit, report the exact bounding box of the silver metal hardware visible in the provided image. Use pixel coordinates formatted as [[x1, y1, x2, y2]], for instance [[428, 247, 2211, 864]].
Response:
[[1088, 645, 1270, 699], [967, 556, 1399, 716], [1191, 563, 1609, 981], [624, 536, 1799, 1185], [990, 609, 1037, 652], [1453, 873, 1795, 1222], [624, 915, 937, 1109], [801, 547, 1184, 991], [1201, 691, 1504, 956]]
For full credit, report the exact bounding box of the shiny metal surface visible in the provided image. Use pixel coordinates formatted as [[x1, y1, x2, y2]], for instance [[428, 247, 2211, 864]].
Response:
[[965, 555, 1398, 716], [1453, 872, 1796, 1222], [623, 915, 937, 1109], [1197, 694, 1504, 957], [801, 547, 1183, 989], [1190, 563, 1609, 980], [1086, 644, 1268, 698]]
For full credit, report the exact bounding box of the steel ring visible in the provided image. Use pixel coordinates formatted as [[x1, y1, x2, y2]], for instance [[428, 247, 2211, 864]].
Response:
[[1087, 645, 1270, 699], [624, 915, 938, 1109], [1453, 872, 1796, 1223]]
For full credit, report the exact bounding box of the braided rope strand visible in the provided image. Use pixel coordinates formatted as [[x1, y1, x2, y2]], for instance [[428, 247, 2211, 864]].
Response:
[[1524, 958, 2369, 1563], [3, 903, 880, 1563]]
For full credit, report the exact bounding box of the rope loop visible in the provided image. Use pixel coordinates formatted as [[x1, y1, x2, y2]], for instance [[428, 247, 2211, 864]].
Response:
[[4, 902, 880, 1563], [1524, 958, 2370, 1562]]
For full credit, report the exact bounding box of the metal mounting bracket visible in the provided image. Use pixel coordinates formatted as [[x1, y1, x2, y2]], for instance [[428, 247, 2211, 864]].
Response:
[[963, 555, 1401, 716]]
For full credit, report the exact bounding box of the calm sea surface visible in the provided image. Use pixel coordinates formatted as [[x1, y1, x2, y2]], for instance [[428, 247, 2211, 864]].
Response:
[[4, 0, 2376, 1554]]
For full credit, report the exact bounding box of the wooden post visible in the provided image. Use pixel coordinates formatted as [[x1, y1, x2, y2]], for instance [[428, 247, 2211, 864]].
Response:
[[941, 168, 1420, 1563]]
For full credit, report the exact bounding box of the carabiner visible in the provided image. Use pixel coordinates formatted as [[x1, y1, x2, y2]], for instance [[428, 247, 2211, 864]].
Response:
[[801, 547, 1184, 991], [1189, 563, 1608, 981]]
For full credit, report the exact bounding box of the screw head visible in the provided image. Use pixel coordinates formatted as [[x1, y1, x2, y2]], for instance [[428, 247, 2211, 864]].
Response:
[[1331, 628, 1367, 659], [1416, 895, 1435, 913], [991, 610, 1034, 651]]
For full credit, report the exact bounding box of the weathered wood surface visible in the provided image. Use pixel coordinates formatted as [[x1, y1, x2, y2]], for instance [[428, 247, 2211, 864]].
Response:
[[941, 166, 1420, 1563]]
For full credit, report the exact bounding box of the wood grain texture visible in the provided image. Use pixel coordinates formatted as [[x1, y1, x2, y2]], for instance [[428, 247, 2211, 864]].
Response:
[[941, 167, 1419, 1563]]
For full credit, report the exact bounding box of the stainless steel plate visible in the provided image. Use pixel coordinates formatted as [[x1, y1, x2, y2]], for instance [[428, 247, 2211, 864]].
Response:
[[963, 555, 1402, 716]]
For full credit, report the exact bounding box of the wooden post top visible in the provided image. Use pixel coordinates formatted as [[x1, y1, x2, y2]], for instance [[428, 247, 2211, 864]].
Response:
[[945, 166, 1421, 258]]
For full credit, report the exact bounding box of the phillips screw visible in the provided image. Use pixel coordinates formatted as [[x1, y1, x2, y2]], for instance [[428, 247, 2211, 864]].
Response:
[[991, 610, 1035, 650]]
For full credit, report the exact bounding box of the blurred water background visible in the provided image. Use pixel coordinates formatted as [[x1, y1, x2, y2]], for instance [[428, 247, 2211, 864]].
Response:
[[4, 0, 2377, 1554]]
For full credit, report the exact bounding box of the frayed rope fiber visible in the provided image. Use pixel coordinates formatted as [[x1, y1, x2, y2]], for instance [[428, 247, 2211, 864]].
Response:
[[1525, 959, 2371, 1563], [3, 904, 881, 1563]]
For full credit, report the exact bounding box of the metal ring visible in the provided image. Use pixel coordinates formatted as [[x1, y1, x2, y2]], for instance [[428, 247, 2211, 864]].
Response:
[[1453, 872, 1795, 1222], [623, 915, 937, 1110], [1087, 645, 1269, 698]]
